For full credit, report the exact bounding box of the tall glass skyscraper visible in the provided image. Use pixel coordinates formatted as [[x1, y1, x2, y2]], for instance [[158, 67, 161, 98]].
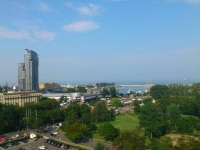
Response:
[[18, 49, 39, 91]]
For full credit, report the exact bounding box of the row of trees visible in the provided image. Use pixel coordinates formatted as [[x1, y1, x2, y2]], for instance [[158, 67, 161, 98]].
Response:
[[66, 86, 87, 93], [150, 83, 200, 100], [101, 87, 117, 97], [0, 97, 64, 133], [96, 82, 115, 88]]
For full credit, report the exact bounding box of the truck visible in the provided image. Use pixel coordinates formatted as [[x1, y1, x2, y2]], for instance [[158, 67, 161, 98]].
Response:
[[30, 133, 37, 141]]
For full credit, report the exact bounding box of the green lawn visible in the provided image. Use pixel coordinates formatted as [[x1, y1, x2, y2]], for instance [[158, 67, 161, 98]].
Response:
[[98, 110, 140, 131], [86, 110, 140, 140]]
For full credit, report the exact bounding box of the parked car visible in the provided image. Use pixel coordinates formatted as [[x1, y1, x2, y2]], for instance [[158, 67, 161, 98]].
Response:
[[47, 140, 52, 144], [13, 141, 19, 145], [53, 131, 58, 135], [21, 139, 28, 143], [7, 143, 14, 147], [57, 143, 61, 147], [39, 145, 47, 150], [61, 144, 70, 149], [50, 133, 56, 137], [11, 135, 18, 139], [1, 145, 8, 149]]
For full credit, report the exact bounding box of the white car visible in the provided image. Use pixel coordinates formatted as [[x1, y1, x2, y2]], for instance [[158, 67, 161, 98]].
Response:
[[53, 131, 58, 135], [39, 146, 47, 150]]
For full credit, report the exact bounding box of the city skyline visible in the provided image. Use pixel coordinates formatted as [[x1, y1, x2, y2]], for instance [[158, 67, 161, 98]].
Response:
[[0, 0, 200, 86]]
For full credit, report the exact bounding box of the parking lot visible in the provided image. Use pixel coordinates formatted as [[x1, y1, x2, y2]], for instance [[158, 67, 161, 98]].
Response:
[[0, 126, 113, 150], [0, 138, 81, 150]]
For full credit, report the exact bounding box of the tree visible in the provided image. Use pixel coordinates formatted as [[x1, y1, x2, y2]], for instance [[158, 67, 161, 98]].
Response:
[[169, 104, 181, 128], [91, 101, 111, 122], [64, 103, 80, 123], [87, 123, 97, 131], [64, 122, 87, 141], [139, 102, 166, 138], [2, 86, 7, 93], [133, 99, 140, 113], [94, 142, 106, 150], [113, 131, 145, 150], [98, 122, 119, 141], [177, 117, 194, 133], [142, 97, 153, 104], [109, 87, 117, 98], [0, 86, 2, 93], [66, 88, 76, 93], [149, 137, 172, 150], [59, 95, 68, 103], [150, 84, 169, 100], [80, 104, 91, 124], [110, 98, 123, 108], [77, 86, 87, 93], [101, 88, 110, 97]]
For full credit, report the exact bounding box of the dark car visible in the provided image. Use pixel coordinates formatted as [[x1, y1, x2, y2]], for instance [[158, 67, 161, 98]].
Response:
[[13, 142, 19, 145], [18, 148, 25, 150], [48, 140, 52, 144], [50, 141, 55, 145], [21, 139, 27, 143], [1, 145, 8, 149], [50, 133, 56, 137], [64, 145, 70, 149], [5, 137, 11, 141], [44, 139, 49, 143], [56, 143, 61, 147], [53, 142, 57, 146]]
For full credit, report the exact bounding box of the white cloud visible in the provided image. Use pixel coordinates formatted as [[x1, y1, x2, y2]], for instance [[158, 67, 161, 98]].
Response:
[[63, 21, 100, 32], [75, 4, 103, 16], [33, 29, 56, 41], [66, 3, 103, 17], [12, 1, 27, 10], [0, 26, 56, 41], [38, 2, 50, 11], [0, 26, 32, 40]]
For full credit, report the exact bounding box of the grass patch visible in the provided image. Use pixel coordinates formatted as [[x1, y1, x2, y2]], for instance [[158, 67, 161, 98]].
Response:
[[85, 110, 141, 141], [96, 110, 140, 131]]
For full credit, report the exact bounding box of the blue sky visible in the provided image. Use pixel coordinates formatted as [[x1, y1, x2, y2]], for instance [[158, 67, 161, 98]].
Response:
[[0, 0, 200, 85]]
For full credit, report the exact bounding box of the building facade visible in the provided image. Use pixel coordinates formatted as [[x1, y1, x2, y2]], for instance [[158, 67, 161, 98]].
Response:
[[39, 82, 59, 90], [18, 49, 39, 91], [0, 92, 41, 107]]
